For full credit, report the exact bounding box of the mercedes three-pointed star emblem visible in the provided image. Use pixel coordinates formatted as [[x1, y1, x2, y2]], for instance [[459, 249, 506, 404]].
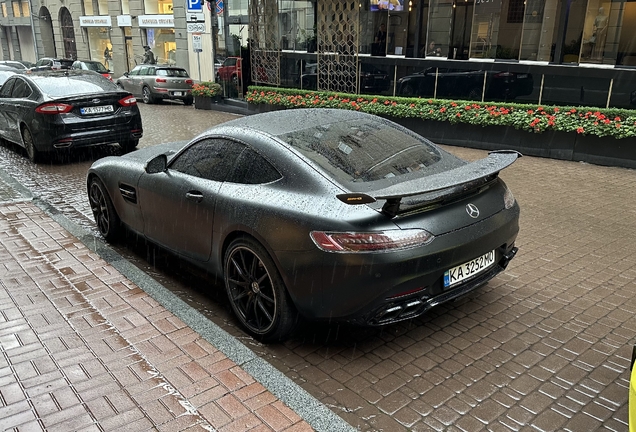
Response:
[[466, 203, 480, 218]]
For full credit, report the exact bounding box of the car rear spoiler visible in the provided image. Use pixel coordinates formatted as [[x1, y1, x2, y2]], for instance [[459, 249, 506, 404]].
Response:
[[336, 150, 521, 217]]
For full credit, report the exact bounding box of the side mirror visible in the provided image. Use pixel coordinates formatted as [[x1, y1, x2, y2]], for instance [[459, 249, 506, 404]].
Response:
[[123, 72, 129, 77], [145, 154, 167, 174]]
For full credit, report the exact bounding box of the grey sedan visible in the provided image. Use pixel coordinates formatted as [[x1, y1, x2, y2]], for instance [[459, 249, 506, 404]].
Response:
[[115, 64, 194, 105], [87, 109, 520, 342]]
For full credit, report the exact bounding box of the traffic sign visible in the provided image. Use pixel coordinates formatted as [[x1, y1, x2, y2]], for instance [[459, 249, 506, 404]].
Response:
[[187, 0, 202, 12], [192, 34, 203, 52], [187, 22, 205, 33], [186, 13, 205, 23]]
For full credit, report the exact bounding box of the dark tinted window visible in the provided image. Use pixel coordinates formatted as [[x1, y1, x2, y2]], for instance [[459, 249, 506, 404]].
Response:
[[0, 78, 15, 97], [229, 148, 281, 184], [156, 68, 189, 77], [32, 75, 118, 96], [170, 139, 244, 182], [224, 58, 237, 67], [277, 118, 442, 183], [11, 79, 32, 98]]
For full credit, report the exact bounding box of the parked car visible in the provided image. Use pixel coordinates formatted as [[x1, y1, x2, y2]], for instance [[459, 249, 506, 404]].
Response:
[[0, 60, 28, 70], [86, 108, 520, 341], [397, 68, 534, 101], [0, 70, 142, 162], [30, 57, 74, 72], [216, 56, 241, 86], [301, 63, 391, 94], [0, 65, 19, 86], [72, 60, 112, 81], [115, 64, 194, 105]]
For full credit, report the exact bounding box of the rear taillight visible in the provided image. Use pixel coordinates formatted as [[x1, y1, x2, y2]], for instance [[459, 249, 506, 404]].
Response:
[[118, 96, 137, 107], [155, 77, 167, 83], [310, 229, 434, 253], [185, 79, 193, 84], [35, 103, 73, 114]]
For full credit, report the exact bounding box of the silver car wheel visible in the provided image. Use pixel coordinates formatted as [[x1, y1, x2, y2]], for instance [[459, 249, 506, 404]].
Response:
[[142, 86, 153, 104]]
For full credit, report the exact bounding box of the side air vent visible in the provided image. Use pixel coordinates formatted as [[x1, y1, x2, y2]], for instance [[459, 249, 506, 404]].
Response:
[[119, 184, 137, 204]]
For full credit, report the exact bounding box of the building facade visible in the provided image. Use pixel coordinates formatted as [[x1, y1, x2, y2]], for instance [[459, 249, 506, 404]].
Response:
[[2, 0, 636, 108]]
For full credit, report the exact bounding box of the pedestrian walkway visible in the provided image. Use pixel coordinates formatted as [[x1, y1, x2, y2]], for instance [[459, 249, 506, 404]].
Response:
[[0, 173, 352, 431]]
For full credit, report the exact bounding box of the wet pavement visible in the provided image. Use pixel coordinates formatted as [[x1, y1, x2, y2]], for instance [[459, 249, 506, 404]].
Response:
[[0, 102, 635, 431]]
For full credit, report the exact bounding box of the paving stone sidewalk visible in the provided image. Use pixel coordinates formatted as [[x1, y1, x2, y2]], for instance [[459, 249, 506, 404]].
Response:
[[0, 170, 352, 432]]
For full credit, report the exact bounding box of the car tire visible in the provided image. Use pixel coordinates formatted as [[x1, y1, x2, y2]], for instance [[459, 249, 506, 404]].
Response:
[[142, 86, 154, 104], [120, 139, 139, 153], [224, 236, 298, 342], [88, 177, 121, 242], [21, 126, 39, 163], [184, 96, 193, 106]]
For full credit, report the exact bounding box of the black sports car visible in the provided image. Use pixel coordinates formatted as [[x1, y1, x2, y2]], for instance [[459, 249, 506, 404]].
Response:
[[0, 70, 143, 162], [87, 109, 520, 341]]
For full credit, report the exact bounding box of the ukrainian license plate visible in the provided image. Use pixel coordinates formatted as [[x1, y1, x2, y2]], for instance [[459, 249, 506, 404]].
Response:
[[173, 91, 183, 96], [80, 105, 114, 115], [444, 250, 495, 288]]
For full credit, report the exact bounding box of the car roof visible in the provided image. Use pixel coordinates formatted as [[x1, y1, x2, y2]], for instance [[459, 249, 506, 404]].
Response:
[[25, 69, 103, 79], [0, 65, 21, 71], [215, 108, 387, 137]]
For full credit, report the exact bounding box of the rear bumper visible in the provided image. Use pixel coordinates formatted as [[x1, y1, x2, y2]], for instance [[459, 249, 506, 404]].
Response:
[[276, 203, 520, 323], [32, 114, 143, 151], [152, 88, 192, 101]]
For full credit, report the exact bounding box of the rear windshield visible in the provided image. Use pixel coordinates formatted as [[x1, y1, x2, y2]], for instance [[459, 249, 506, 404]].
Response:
[[85, 62, 108, 72], [32, 75, 118, 96], [156, 68, 189, 77], [277, 118, 443, 184]]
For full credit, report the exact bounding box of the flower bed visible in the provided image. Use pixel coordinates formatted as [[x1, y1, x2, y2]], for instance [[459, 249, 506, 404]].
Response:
[[247, 86, 636, 140], [192, 81, 222, 98]]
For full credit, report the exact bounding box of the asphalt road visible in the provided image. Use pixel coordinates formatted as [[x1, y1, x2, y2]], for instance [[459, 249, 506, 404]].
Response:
[[1, 102, 633, 431]]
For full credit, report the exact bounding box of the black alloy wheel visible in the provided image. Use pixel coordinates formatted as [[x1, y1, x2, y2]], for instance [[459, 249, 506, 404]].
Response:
[[21, 126, 39, 163], [142, 86, 154, 104], [88, 177, 121, 241], [224, 237, 297, 342]]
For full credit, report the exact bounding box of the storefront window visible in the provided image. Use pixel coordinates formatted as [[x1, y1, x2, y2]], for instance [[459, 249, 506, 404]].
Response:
[[86, 27, 112, 65], [580, 0, 621, 65], [561, 0, 586, 63], [360, 3, 389, 56], [386, 2, 410, 55], [447, 0, 473, 59], [470, 0, 502, 59], [21, 1, 28, 16], [152, 28, 176, 64], [427, 0, 453, 58], [616, 2, 636, 66], [494, 0, 523, 59], [146, 0, 173, 14], [519, 0, 559, 61], [278, 0, 316, 51], [98, 0, 108, 14], [412, 0, 430, 57]]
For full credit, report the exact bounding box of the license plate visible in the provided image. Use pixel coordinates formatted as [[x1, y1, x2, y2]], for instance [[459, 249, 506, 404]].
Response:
[[517, 74, 528, 79], [173, 91, 183, 96], [444, 250, 495, 288], [80, 105, 114, 115]]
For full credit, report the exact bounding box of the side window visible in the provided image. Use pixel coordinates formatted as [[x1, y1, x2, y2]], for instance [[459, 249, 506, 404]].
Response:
[[128, 68, 139, 76], [138, 66, 149, 75], [0, 78, 15, 97], [229, 148, 281, 184], [10, 79, 31, 98], [170, 138, 244, 182]]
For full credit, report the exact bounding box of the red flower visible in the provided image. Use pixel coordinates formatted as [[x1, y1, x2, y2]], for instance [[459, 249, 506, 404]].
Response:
[[465, 105, 471, 110], [576, 127, 584, 134], [451, 102, 458, 107], [553, 107, 560, 112], [615, 116, 621, 121], [604, 119, 611, 124], [616, 123, 621, 128], [410, 103, 416, 108], [384, 100, 390, 105], [456, 113, 461, 117], [527, 110, 534, 115], [391, 102, 397, 106], [439, 107, 447, 113]]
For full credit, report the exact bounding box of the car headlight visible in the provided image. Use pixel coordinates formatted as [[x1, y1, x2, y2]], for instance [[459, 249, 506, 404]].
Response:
[[503, 183, 516, 209], [310, 229, 434, 253]]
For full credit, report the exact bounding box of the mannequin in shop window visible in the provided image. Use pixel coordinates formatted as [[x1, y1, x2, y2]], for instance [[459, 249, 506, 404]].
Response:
[[591, 7, 609, 60], [104, 45, 112, 69]]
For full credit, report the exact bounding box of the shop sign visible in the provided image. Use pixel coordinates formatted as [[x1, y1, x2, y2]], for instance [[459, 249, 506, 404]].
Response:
[[117, 15, 132, 27], [138, 15, 174, 28], [79, 16, 112, 27]]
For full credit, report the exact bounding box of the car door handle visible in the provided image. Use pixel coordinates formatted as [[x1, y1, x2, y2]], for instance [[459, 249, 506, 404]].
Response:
[[186, 191, 203, 203]]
